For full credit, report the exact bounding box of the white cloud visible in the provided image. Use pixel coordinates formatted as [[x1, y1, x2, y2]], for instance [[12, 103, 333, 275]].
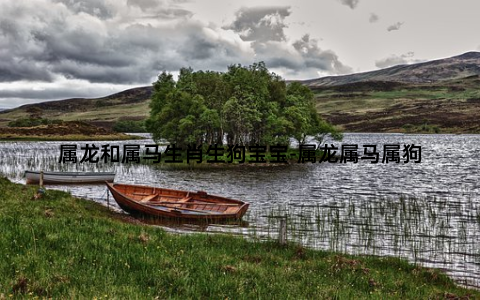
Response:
[[226, 8, 352, 77], [375, 52, 424, 69]]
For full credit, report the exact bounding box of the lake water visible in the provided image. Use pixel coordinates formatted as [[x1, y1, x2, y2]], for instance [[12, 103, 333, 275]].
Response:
[[1, 133, 479, 288]]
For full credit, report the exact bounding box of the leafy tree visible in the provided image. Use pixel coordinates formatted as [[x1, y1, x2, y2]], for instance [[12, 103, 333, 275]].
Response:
[[146, 63, 342, 149], [112, 120, 146, 133], [150, 91, 206, 147], [148, 72, 175, 117]]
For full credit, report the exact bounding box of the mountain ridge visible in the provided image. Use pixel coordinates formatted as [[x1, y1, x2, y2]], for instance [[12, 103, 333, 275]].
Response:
[[302, 51, 480, 88]]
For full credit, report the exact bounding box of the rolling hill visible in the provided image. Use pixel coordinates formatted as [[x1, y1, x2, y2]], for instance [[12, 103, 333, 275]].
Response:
[[302, 52, 480, 88], [1, 52, 479, 133], [313, 75, 480, 133], [0, 86, 153, 129]]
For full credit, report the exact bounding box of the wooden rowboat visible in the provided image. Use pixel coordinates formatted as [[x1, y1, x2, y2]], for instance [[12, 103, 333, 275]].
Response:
[[106, 182, 249, 221], [25, 170, 115, 184]]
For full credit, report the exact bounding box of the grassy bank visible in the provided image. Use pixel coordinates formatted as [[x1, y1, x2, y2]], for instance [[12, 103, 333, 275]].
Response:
[[0, 178, 478, 298]]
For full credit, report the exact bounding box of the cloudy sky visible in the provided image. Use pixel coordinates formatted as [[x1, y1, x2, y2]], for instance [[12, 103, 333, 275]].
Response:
[[1, 0, 479, 108]]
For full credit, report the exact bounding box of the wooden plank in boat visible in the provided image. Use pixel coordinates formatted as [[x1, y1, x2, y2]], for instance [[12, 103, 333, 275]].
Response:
[[140, 194, 157, 202]]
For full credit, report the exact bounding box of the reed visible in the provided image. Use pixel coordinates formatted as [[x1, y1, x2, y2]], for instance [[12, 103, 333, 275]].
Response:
[[250, 194, 480, 288], [2, 177, 478, 298]]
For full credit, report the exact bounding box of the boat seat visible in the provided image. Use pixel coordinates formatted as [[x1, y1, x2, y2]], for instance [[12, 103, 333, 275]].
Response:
[[178, 197, 192, 203], [177, 192, 191, 203], [225, 207, 239, 214], [133, 192, 151, 196], [141, 194, 157, 202]]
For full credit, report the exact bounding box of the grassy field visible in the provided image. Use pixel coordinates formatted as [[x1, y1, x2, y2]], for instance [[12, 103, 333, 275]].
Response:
[[0, 86, 152, 129], [0, 177, 478, 298], [314, 77, 480, 133], [0, 101, 150, 129], [61, 101, 150, 123], [0, 120, 145, 141]]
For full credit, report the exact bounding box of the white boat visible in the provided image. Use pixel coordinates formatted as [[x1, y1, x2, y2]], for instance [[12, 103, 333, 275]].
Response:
[[25, 170, 115, 184]]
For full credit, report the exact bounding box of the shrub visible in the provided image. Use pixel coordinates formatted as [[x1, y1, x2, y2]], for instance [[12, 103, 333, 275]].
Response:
[[8, 118, 62, 128], [112, 120, 146, 133]]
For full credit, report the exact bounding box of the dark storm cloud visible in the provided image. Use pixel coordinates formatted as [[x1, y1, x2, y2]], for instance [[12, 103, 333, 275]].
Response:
[[0, 0, 252, 85], [0, 1, 139, 83], [175, 29, 253, 71], [179, 36, 220, 60], [227, 8, 352, 76], [0, 0, 351, 92], [251, 35, 352, 76], [31, 27, 134, 68], [387, 22, 404, 32], [0, 58, 54, 82], [337, 0, 359, 9], [0, 16, 55, 82], [226, 6, 291, 42]]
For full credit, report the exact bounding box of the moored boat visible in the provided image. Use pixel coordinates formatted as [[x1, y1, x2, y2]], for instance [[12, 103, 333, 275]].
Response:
[[25, 170, 116, 184], [105, 182, 249, 221]]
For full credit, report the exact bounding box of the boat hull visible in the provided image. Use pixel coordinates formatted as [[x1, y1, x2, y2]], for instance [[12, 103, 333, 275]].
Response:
[[106, 182, 249, 222], [25, 171, 115, 184]]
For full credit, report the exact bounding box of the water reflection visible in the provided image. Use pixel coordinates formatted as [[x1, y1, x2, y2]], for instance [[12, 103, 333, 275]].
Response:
[[0, 133, 479, 288]]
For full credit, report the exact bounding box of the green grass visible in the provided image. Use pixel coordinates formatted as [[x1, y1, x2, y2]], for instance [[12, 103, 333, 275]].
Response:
[[61, 102, 150, 122], [315, 98, 394, 114], [312, 78, 480, 133], [0, 101, 150, 128], [0, 177, 478, 298], [368, 88, 480, 101]]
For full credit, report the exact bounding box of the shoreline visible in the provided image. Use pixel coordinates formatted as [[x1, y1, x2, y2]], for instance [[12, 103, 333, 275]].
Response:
[[0, 177, 478, 297]]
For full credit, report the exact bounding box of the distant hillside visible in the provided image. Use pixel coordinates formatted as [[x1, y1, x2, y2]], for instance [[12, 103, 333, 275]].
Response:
[[0, 86, 152, 129], [302, 52, 480, 88], [11, 86, 152, 112], [313, 75, 480, 133]]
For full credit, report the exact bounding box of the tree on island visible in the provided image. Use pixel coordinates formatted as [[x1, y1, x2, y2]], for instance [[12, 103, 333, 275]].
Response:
[[146, 62, 342, 148]]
